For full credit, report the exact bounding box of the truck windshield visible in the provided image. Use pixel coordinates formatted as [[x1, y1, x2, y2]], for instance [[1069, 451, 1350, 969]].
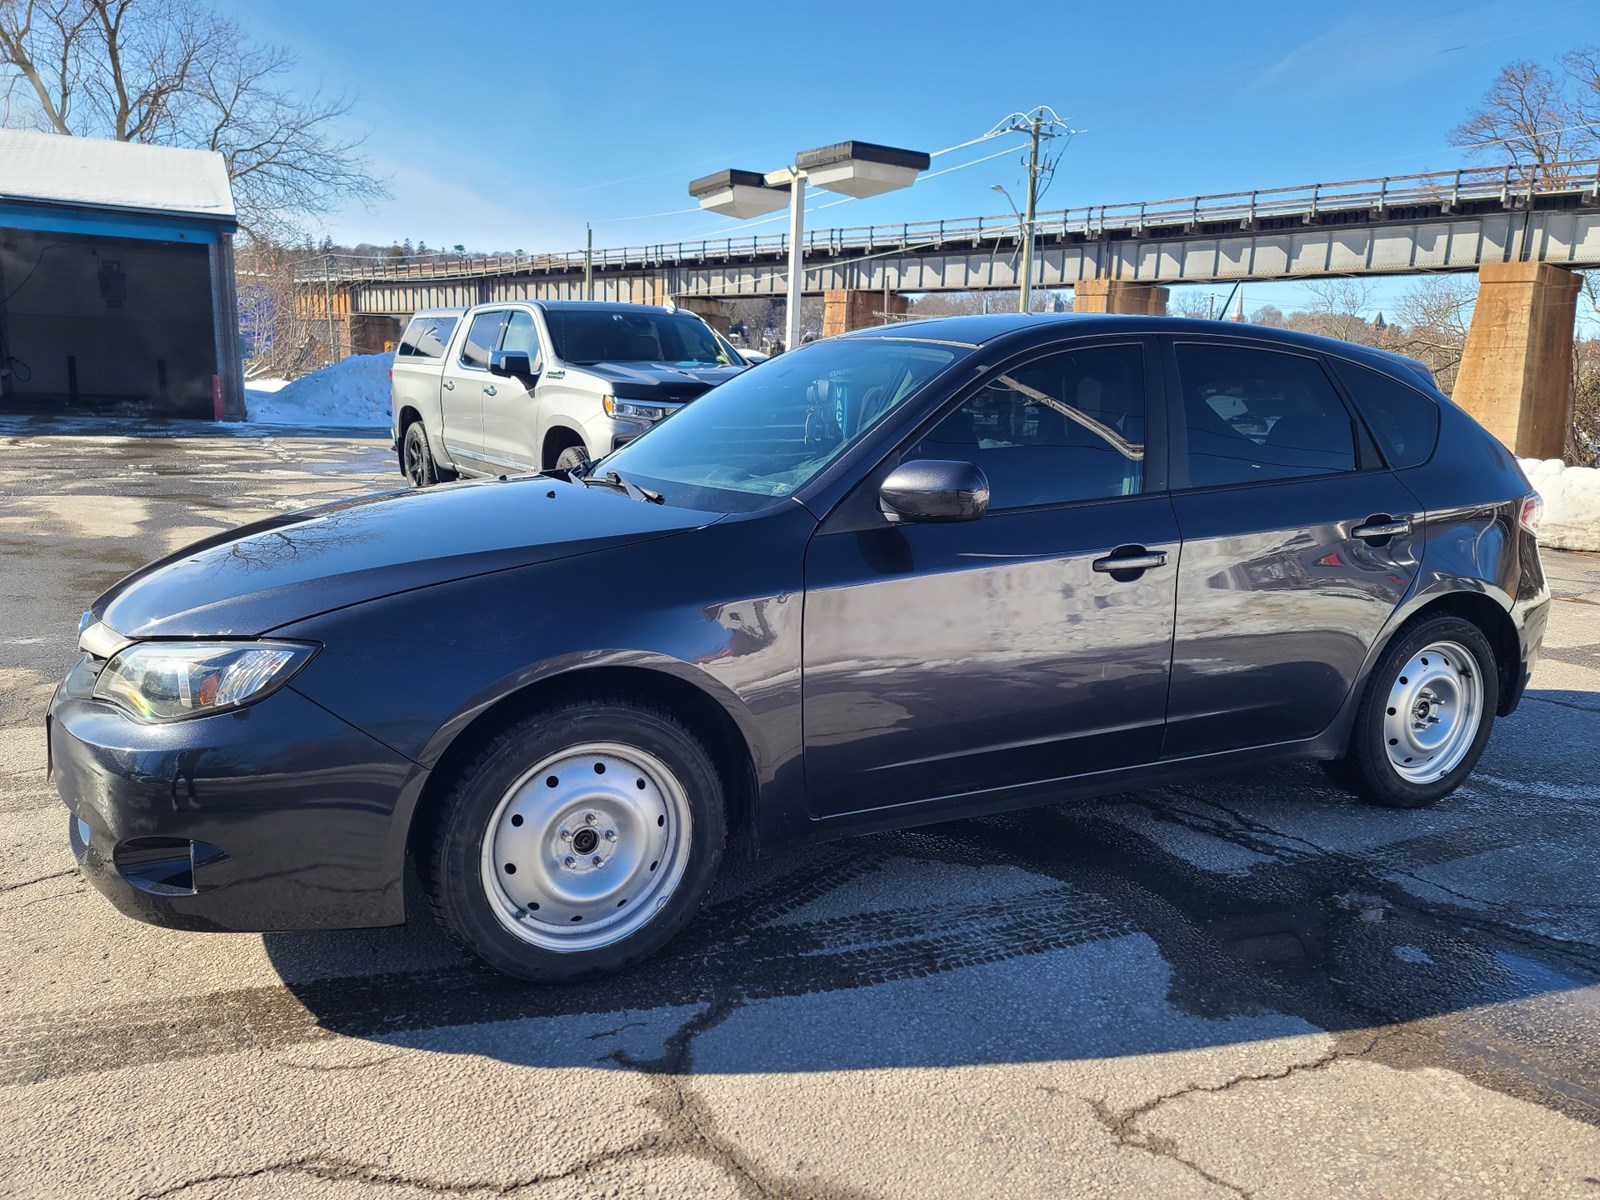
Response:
[[597, 337, 966, 511], [545, 310, 734, 368]]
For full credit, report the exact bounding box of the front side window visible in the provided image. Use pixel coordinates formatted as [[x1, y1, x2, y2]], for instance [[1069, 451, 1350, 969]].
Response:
[[460, 310, 510, 370], [911, 343, 1146, 511], [501, 311, 542, 364], [600, 337, 964, 510], [1175, 343, 1356, 487]]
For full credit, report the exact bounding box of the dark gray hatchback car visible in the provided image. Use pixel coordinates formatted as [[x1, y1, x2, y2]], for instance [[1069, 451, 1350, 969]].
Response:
[[51, 314, 1549, 980]]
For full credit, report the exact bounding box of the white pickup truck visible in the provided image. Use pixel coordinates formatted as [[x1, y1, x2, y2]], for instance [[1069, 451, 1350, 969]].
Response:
[[389, 301, 748, 485]]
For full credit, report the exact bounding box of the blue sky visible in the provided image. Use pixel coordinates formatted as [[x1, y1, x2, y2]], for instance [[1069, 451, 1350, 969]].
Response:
[[236, 0, 1598, 316]]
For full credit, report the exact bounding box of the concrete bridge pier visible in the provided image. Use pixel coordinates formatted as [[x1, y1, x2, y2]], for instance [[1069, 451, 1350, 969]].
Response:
[[1073, 279, 1170, 315], [672, 296, 732, 332], [1451, 262, 1582, 460], [823, 289, 908, 336]]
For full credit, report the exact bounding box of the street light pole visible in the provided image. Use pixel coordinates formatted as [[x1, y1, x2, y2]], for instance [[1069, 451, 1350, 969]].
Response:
[[990, 184, 1024, 311], [781, 169, 805, 351]]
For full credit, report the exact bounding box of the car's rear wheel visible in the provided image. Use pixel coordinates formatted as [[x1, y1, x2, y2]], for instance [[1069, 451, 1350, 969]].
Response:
[[1324, 614, 1499, 808], [402, 421, 440, 488], [424, 701, 726, 981]]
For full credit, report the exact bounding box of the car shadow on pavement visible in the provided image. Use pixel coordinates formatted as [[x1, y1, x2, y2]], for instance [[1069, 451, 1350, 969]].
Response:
[[262, 689, 1600, 1087]]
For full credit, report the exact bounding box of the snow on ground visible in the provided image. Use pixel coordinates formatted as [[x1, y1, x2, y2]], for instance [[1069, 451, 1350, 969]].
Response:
[[245, 354, 391, 428], [1520, 458, 1600, 553]]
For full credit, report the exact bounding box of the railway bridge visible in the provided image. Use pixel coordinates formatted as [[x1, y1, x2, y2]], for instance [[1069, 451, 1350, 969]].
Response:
[[300, 159, 1600, 458]]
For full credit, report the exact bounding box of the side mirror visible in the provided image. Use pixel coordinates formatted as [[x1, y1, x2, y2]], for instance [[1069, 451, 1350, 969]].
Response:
[[489, 349, 535, 378], [879, 459, 989, 524]]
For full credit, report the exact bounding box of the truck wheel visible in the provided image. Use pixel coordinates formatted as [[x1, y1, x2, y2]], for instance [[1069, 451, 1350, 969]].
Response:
[[1322, 614, 1499, 809], [402, 421, 439, 488], [423, 700, 726, 981], [554, 443, 589, 472]]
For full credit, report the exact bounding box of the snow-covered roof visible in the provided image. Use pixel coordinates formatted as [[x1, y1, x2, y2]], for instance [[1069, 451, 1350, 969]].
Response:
[[0, 129, 234, 222]]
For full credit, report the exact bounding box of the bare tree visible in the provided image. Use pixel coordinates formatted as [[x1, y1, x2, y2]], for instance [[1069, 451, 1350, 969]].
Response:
[[0, 0, 386, 239], [1393, 276, 1476, 394], [1451, 53, 1598, 182]]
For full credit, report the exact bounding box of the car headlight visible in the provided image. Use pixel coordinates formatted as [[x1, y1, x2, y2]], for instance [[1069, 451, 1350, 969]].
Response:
[[602, 396, 672, 422], [93, 641, 317, 722]]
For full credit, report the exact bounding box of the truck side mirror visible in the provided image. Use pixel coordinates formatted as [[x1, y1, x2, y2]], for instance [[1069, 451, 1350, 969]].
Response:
[[489, 350, 536, 378]]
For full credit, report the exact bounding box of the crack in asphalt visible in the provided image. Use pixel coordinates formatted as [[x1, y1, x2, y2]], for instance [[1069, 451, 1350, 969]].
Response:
[[0, 867, 75, 894], [1084, 1032, 1388, 1200], [137, 1144, 661, 1198], [602, 991, 875, 1200]]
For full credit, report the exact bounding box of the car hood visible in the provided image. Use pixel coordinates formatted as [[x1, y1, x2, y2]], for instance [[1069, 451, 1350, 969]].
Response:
[[94, 476, 722, 638], [568, 361, 745, 403]]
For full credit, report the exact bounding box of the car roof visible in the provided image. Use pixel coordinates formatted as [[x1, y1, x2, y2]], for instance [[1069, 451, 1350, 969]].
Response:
[[533, 301, 686, 315], [408, 301, 692, 318], [840, 312, 1436, 385]]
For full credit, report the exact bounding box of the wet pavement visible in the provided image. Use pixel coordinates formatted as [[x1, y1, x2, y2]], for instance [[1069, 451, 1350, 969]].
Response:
[[3, 425, 1600, 1199]]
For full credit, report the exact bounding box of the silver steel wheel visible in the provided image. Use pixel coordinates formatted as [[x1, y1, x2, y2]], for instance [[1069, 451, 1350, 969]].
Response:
[[479, 741, 693, 952], [1382, 640, 1483, 784]]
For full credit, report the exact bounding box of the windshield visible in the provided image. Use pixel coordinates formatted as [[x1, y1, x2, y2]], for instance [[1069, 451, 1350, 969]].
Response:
[[599, 337, 966, 511], [544, 309, 735, 368]]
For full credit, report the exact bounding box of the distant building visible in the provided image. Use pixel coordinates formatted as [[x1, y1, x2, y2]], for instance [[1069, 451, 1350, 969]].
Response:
[[0, 129, 243, 420]]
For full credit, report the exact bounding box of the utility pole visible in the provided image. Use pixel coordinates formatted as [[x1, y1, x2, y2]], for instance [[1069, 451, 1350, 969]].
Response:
[[1019, 111, 1041, 313], [994, 107, 1076, 314], [584, 224, 594, 301], [322, 253, 338, 363]]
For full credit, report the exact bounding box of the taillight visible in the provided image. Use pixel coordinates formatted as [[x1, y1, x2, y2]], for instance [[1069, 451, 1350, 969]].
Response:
[[1519, 493, 1543, 534]]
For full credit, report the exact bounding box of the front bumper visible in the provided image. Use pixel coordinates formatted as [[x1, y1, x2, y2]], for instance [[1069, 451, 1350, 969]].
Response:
[[50, 679, 421, 933]]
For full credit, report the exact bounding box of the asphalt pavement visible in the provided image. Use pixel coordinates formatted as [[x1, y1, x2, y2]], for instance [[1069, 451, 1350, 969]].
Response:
[[3, 420, 1600, 1199]]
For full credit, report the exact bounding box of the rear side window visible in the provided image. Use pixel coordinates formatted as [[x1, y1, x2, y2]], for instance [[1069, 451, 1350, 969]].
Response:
[[397, 315, 458, 359], [1331, 360, 1441, 469], [460, 311, 510, 369], [1174, 343, 1356, 488]]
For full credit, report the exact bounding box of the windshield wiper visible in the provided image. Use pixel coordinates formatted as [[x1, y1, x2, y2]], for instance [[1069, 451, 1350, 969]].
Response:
[[577, 469, 664, 504]]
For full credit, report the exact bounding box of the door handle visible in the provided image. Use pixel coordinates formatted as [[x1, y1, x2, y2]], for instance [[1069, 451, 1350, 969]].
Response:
[[1353, 517, 1410, 540], [483, 385, 497, 396], [1092, 548, 1167, 574], [442, 380, 454, 391]]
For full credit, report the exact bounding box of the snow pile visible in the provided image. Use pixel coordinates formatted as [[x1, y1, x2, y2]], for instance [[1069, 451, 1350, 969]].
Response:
[[1519, 458, 1600, 552], [245, 354, 392, 428]]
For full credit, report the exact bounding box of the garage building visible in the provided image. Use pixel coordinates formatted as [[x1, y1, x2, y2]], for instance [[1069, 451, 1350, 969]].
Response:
[[0, 129, 243, 420]]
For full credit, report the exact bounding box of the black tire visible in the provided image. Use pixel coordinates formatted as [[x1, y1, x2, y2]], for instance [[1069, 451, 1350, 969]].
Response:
[[553, 442, 589, 472], [402, 420, 439, 488], [1323, 614, 1499, 809], [423, 700, 726, 981]]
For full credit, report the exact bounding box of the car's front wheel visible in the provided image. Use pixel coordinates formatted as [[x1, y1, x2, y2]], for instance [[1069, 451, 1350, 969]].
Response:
[[423, 701, 726, 981], [553, 443, 589, 472], [1324, 614, 1499, 808]]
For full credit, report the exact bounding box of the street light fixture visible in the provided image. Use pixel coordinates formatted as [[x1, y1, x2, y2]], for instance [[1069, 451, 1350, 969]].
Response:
[[690, 141, 930, 351]]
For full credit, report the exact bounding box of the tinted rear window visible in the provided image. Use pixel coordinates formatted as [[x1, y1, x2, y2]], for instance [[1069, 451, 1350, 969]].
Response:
[[1332, 360, 1441, 469], [397, 315, 458, 359]]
